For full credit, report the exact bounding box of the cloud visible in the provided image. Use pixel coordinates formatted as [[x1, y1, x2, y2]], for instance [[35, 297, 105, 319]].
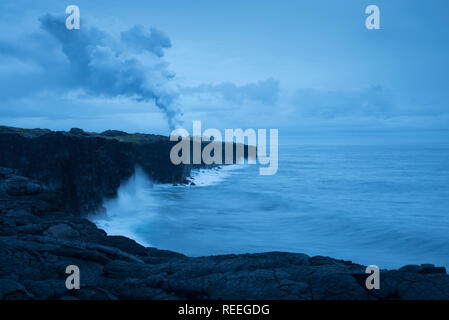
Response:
[[38, 14, 181, 129], [121, 25, 171, 57], [291, 85, 395, 119], [1, 10, 446, 135], [0, 14, 181, 130], [181, 78, 280, 106]]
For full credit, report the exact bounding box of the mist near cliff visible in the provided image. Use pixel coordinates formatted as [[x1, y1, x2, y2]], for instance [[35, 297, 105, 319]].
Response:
[[91, 167, 156, 246]]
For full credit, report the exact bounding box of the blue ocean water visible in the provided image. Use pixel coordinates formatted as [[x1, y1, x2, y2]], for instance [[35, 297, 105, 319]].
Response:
[[92, 141, 449, 269]]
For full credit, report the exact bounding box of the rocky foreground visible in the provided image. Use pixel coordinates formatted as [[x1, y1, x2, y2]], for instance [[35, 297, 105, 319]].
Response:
[[0, 126, 448, 300], [1, 167, 449, 300]]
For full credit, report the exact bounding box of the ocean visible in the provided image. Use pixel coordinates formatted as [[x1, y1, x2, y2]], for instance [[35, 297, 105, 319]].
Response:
[[92, 140, 449, 269]]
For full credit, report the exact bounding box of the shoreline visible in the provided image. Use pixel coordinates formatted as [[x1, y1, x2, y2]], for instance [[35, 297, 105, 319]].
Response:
[[0, 126, 448, 300]]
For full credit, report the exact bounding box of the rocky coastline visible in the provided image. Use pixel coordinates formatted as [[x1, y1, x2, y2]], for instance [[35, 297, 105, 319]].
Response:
[[0, 126, 448, 300]]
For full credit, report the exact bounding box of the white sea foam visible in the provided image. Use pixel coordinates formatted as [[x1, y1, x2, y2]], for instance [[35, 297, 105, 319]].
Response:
[[187, 165, 245, 187], [90, 167, 155, 246], [91, 165, 245, 245]]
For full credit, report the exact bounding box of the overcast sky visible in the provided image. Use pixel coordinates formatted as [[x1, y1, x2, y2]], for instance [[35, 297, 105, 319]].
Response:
[[0, 0, 448, 141]]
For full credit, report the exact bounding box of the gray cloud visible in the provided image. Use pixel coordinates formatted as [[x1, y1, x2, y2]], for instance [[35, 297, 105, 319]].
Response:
[[121, 25, 171, 57], [182, 78, 280, 106], [0, 14, 182, 129], [38, 14, 181, 129], [292, 85, 395, 119]]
